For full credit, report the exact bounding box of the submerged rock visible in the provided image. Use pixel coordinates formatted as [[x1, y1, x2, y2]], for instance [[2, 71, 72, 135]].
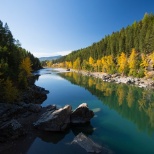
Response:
[[34, 105, 72, 131], [71, 132, 102, 153], [70, 103, 94, 124], [92, 108, 101, 113]]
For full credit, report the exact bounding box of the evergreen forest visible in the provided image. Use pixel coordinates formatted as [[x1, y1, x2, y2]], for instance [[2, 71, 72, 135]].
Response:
[[53, 13, 154, 78], [0, 20, 41, 103]]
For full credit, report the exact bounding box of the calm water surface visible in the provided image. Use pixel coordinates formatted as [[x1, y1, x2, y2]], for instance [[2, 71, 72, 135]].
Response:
[[28, 68, 154, 154]]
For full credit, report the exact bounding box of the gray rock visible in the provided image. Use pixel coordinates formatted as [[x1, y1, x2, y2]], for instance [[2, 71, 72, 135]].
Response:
[[22, 85, 49, 104], [111, 73, 120, 78], [0, 119, 25, 142], [71, 132, 102, 153], [34, 105, 72, 131], [15, 102, 42, 112], [0, 103, 10, 116], [28, 104, 42, 113], [102, 74, 111, 81], [70, 103, 94, 124]]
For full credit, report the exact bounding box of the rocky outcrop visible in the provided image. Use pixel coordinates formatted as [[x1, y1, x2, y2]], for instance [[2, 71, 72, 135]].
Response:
[[19, 103, 42, 113], [34, 105, 72, 131], [22, 85, 49, 104], [0, 102, 43, 142], [0, 103, 42, 121], [0, 84, 50, 144], [0, 102, 94, 143], [71, 132, 102, 153], [0, 119, 25, 142], [70, 103, 94, 124]]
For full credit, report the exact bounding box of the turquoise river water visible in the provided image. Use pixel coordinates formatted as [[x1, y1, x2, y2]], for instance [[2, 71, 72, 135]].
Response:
[[26, 68, 154, 154]]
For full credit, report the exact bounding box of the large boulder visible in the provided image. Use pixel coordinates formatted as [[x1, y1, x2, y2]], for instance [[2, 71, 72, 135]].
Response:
[[70, 103, 94, 124], [71, 132, 102, 153], [33, 105, 72, 131]]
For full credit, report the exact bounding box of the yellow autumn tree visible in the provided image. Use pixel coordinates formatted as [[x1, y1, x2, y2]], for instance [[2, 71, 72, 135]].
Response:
[[65, 61, 70, 68], [117, 52, 128, 75], [128, 48, 137, 76], [82, 60, 90, 70], [101, 56, 108, 72], [149, 52, 154, 70], [89, 56, 94, 65], [140, 53, 149, 77], [68, 61, 73, 68], [4, 78, 19, 103], [89, 56, 95, 71], [101, 55, 115, 73], [47, 61, 53, 67], [73, 57, 81, 70], [18, 57, 32, 88], [20, 57, 32, 77], [96, 59, 102, 72]]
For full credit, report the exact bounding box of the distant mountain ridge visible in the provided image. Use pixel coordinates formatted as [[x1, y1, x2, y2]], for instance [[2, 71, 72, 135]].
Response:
[[39, 55, 62, 61]]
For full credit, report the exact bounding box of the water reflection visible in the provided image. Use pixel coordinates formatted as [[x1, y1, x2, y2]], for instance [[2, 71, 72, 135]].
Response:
[[59, 72, 154, 135], [35, 122, 94, 144], [71, 123, 94, 136], [36, 130, 70, 144]]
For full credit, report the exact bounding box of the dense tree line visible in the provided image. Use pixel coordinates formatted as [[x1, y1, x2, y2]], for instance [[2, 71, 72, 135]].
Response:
[[54, 13, 154, 78], [0, 20, 41, 103]]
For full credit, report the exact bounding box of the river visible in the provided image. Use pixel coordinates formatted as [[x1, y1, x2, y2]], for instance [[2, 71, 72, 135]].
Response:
[[27, 68, 154, 154]]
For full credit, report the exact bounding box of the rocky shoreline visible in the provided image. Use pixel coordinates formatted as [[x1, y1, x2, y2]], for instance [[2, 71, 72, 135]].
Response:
[[70, 69, 154, 89], [0, 84, 95, 153]]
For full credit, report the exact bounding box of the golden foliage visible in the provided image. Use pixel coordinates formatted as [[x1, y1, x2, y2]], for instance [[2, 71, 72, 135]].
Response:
[[18, 57, 32, 88], [4, 78, 19, 103], [101, 55, 115, 73], [20, 57, 32, 77], [117, 52, 128, 74], [128, 48, 137, 76], [89, 56, 94, 65], [73, 57, 81, 70]]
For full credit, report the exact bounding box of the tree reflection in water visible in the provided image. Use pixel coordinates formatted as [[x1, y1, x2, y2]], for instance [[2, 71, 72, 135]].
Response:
[[60, 72, 154, 135]]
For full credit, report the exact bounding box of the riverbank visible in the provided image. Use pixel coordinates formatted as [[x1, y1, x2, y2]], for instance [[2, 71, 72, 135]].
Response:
[[61, 68, 154, 89], [0, 84, 49, 151], [0, 77, 95, 153]]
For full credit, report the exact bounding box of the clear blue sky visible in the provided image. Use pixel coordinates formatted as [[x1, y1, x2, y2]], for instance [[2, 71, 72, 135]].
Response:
[[0, 0, 154, 58]]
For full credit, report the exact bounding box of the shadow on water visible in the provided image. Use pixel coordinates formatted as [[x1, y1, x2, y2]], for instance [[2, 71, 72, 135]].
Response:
[[1, 123, 95, 154], [71, 122, 94, 136], [35, 122, 94, 143], [36, 129, 71, 144], [1, 134, 36, 154]]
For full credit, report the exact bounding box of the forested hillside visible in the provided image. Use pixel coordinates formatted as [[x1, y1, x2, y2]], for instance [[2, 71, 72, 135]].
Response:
[[54, 13, 154, 78], [0, 20, 41, 103]]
